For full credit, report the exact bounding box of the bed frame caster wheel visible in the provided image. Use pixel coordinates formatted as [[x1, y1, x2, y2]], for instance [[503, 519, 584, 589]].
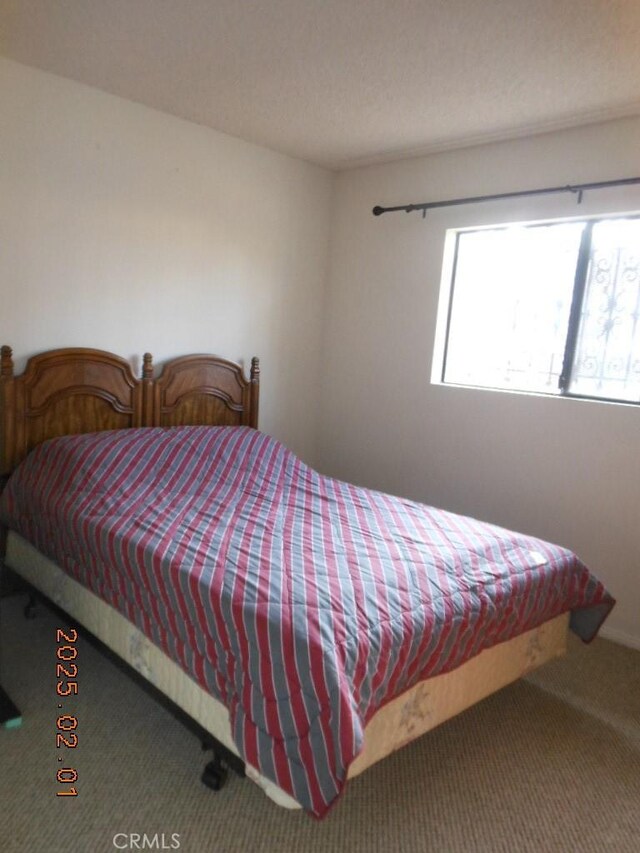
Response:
[[24, 594, 37, 620], [201, 757, 228, 791]]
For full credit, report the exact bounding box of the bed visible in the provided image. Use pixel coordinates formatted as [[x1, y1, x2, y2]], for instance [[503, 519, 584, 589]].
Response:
[[0, 345, 614, 817]]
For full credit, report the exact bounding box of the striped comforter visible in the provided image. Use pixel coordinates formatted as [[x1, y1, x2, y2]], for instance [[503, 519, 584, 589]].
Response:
[[0, 426, 614, 816]]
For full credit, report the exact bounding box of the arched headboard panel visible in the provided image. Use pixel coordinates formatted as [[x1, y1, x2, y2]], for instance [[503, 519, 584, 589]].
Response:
[[152, 354, 259, 430], [0, 347, 144, 475]]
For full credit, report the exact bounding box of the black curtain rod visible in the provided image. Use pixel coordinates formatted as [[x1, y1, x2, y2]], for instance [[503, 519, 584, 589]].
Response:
[[372, 176, 640, 217]]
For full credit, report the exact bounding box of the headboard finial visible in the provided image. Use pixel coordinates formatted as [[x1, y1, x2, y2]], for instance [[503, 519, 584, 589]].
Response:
[[1, 346, 14, 377], [248, 357, 260, 429], [142, 352, 154, 379], [250, 356, 260, 382]]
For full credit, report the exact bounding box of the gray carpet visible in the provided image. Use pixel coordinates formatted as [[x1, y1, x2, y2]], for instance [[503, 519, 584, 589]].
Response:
[[1, 593, 638, 853]]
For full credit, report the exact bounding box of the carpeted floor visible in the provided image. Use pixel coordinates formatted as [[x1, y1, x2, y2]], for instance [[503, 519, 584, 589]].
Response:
[[1, 593, 638, 853]]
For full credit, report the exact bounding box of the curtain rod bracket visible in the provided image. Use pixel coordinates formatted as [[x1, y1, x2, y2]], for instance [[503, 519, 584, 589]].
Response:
[[568, 185, 584, 204]]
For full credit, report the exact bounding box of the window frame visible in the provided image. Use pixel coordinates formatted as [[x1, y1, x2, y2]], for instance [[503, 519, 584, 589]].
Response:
[[433, 210, 640, 407]]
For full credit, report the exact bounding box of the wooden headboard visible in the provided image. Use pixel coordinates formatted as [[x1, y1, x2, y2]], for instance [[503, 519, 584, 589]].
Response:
[[0, 346, 259, 476]]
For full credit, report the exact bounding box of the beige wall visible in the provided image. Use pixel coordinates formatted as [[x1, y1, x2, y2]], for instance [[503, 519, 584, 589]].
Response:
[[0, 59, 334, 463], [319, 118, 640, 647]]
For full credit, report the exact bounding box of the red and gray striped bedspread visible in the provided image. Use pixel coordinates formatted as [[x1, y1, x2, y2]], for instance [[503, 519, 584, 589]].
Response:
[[0, 426, 614, 816]]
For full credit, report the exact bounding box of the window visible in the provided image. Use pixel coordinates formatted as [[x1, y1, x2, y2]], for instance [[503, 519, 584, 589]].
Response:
[[438, 214, 640, 404]]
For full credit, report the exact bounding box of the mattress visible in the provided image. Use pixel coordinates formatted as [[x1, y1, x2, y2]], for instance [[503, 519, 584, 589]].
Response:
[[6, 531, 569, 808]]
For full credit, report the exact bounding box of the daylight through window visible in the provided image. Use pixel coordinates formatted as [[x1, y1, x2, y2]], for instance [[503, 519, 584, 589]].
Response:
[[440, 214, 640, 404]]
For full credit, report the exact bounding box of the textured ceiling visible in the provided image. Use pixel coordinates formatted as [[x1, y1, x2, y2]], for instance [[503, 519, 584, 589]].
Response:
[[2, 0, 640, 169]]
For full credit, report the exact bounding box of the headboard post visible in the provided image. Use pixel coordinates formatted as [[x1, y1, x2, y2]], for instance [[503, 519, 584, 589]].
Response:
[[142, 352, 154, 427], [249, 357, 260, 429], [0, 346, 15, 476]]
